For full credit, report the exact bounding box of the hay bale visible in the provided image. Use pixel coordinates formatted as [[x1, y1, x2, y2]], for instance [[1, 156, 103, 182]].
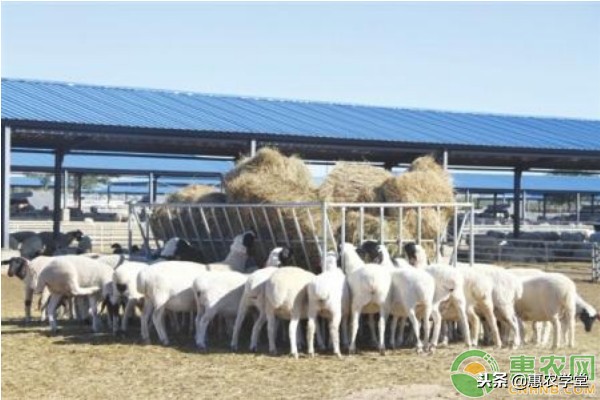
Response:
[[166, 184, 226, 204], [318, 163, 392, 203], [224, 148, 317, 203], [378, 155, 455, 257]]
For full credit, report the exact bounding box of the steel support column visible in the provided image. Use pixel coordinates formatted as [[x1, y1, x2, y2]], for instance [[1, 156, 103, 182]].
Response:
[[442, 149, 449, 171], [542, 193, 547, 219], [1, 126, 11, 248], [148, 173, 154, 204], [250, 139, 257, 157], [152, 174, 158, 203], [513, 167, 523, 238], [53, 149, 65, 241]]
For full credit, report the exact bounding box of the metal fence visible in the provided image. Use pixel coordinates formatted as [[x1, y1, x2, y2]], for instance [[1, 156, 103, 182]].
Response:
[[129, 202, 475, 270], [593, 244, 600, 282]]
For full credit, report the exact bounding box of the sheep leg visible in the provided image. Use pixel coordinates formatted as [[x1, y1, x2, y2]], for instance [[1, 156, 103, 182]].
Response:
[[230, 298, 249, 351], [195, 308, 216, 350], [340, 315, 349, 349], [396, 317, 406, 347], [368, 314, 378, 347], [378, 309, 388, 355], [89, 296, 101, 333], [551, 315, 561, 350], [481, 301, 502, 349], [349, 309, 361, 354], [249, 310, 267, 352], [47, 293, 62, 333], [152, 306, 170, 346], [141, 302, 154, 344], [467, 307, 480, 347], [389, 316, 398, 349], [430, 307, 442, 348], [24, 287, 34, 323], [407, 308, 423, 353], [422, 306, 432, 352], [289, 315, 300, 359], [456, 299, 472, 348], [121, 298, 137, 333], [307, 315, 317, 357], [330, 314, 342, 358], [314, 320, 325, 351], [540, 321, 552, 346], [266, 307, 277, 355]]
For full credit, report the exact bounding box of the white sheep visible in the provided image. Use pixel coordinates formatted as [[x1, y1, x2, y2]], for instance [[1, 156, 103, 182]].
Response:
[[230, 246, 294, 352], [34, 255, 114, 333], [306, 251, 350, 358], [137, 231, 255, 345], [514, 273, 577, 349], [340, 243, 391, 355], [388, 266, 435, 353], [264, 266, 316, 358], [193, 270, 248, 350], [110, 261, 149, 334]]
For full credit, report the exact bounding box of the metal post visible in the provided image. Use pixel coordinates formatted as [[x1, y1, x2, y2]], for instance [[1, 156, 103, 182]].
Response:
[[148, 173, 154, 204], [127, 203, 133, 252], [63, 169, 69, 210], [250, 140, 257, 157], [53, 149, 65, 242], [442, 149, 448, 171], [513, 167, 522, 239], [542, 193, 547, 219], [106, 183, 111, 206], [1, 126, 11, 248], [493, 192, 497, 217], [152, 174, 158, 203], [470, 204, 475, 266], [576, 192, 581, 225], [591, 194, 596, 217], [74, 173, 83, 210], [321, 202, 327, 269], [522, 190, 527, 221]]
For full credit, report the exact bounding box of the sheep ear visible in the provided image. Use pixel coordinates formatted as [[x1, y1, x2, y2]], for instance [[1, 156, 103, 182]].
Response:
[[243, 232, 255, 248], [1, 259, 11, 265]]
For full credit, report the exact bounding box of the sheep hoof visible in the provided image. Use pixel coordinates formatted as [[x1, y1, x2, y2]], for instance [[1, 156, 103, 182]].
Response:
[[249, 346, 257, 353], [416, 347, 423, 355], [335, 352, 343, 359], [379, 348, 386, 356], [308, 352, 315, 358], [269, 349, 278, 356], [230, 344, 238, 352], [197, 346, 207, 353], [291, 353, 299, 360]]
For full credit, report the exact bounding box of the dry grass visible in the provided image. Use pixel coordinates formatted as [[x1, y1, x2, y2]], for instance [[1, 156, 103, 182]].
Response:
[[318, 163, 392, 203], [3, 269, 599, 400]]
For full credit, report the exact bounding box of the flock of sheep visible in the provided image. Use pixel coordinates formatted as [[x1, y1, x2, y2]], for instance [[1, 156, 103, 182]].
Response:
[[3, 229, 599, 359]]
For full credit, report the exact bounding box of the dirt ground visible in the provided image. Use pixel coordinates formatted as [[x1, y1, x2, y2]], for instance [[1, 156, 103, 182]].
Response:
[[2, 271, 599, 400]]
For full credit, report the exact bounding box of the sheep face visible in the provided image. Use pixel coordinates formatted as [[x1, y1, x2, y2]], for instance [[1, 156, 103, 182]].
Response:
[[4, 257, 28, 280], [231, 231, 256, 255], [579, 309, 599, 332], [360, 241, 382, 263], [403, 242, 418, 265]]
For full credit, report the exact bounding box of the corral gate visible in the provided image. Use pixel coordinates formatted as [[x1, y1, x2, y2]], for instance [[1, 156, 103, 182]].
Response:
[[128, 202, 475, 270]]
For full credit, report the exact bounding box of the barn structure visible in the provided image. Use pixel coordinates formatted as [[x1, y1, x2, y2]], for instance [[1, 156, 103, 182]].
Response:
[[2, 78, 600, 248]]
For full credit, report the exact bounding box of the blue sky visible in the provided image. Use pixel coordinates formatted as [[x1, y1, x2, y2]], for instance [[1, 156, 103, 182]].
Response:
[[2, 2, 599, 119]]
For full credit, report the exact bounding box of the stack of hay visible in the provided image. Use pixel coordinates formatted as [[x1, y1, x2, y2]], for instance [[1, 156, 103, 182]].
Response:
[[149, 184, 226, 243], [378, 155, 455, 258]]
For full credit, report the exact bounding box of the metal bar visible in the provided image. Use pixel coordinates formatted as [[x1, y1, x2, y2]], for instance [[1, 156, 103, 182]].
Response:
[[379, 207, 385, 244], [453, 206, 458, 266], [53, 149, 64, 242], [359, 206, 364, 244], [222, 208, 235, 239], [250, 139, 257, 157], [513, 167, 522, 238], [63, 169, 69, 211], [443, 149, 448, 171], [398, 207, 403, 250], [262, 207, 277, 247], [176, 208, 190, 241], [417, 206, 422, 244], [235, 207, 246, 233], [248, 207, 267, 261], [200, 207, 219, 260], [154, 209, 168, 245], [576, 193, 581, 225], [187, 206, 203, 248], [165, 207, 178, 237], [321, 202, 328, 270], [291, 208, 311, 271], [1, 126, 11, 248], [326, 209, 337, 257], [435, 205, 441, 263], [305, 208, 321, 258], [341, 206, 346, 272], [276, 208, 295, 265], [470, 204, 475, 266], [140, 206, 151, 253], [211, 207, 227, 258], [148, 172, 154, 205], [127, 203, 133, 252]]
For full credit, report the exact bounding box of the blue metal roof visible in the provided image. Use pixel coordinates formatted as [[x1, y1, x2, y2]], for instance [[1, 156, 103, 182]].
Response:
[[452, 172, 600, 194], [3, 78, 599, 152], [10, 151, 231, 176]]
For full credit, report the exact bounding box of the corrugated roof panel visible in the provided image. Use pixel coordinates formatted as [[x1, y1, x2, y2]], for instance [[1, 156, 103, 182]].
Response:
[[452, 172, 600, 193], [2, 78, 599, 151]]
